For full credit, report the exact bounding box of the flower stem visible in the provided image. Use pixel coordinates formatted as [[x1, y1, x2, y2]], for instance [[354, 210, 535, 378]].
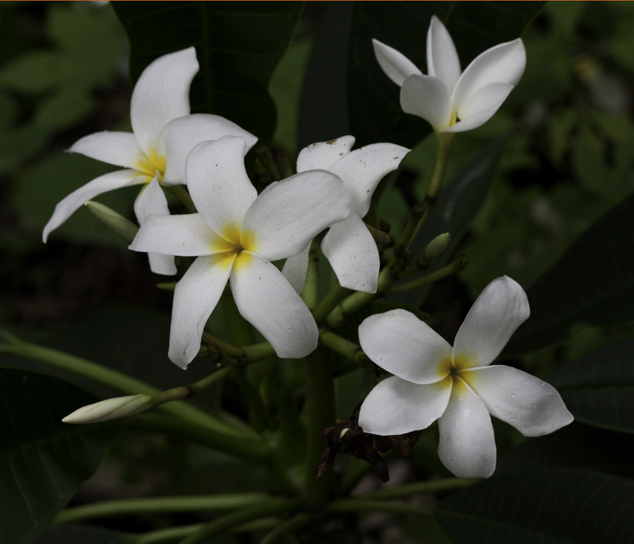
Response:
[[359, 477, 480, 500], [301, 347, 336, 503], [165, 184, 197, 214], [386, 255, 468, 295], [301, 242, 319, 310], [177, 499, 301, 544], [54, 493, 269, 524], [319, 330, 366, 365], [312, 284, 353, 324], [260, 513, 313, 544], [201, 332, 245, 358]]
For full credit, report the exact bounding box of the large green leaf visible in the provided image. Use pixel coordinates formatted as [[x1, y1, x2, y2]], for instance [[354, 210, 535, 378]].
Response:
[[545, 338, 634, 433], [111, 2, 303, 145], [34, 526, 127, 544], [0, 368, 116, 544], [435, 468, 634, 544], [346, 2, 544, 148], [506, 192, 634, 354], [498, 422, 634, 478]]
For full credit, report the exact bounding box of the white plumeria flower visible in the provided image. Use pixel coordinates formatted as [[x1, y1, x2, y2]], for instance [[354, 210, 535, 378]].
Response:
[[358, 276, 573, 478], [282, 136, 409, 294], [130, 136, 352, 368], [43, 47, 257, 275], [373, 16, 526, 134]]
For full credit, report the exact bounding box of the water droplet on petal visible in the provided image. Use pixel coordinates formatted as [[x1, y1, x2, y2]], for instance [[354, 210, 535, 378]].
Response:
[[477, 427, 484, 434], [470, 437, 476, 443], [532, 403, 537, 408], [511, 393, 516, 399], [287, 329, 292, 333], [378, 355, 384, 362], [540, 381, 546, 387]]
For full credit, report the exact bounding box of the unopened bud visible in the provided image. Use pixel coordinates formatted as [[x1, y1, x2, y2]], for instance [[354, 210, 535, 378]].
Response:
[[62, 394, 154, 424], [84, 201, 139, 242], [424, 233, 451, 260]]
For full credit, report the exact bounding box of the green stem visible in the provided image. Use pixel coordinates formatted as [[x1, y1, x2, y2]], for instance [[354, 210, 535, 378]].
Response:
[[54, 493, 269, 524], [166, 185, 197, 214], [301, 347, 336, 503], [257, 146, 282, 182], [260, 513, 313, 544], [312, 284, 352, 324], [123, 414, 269, 462], [386, 255, 467, 295], [0, 337, 239, 437], [242, 341, 276, 363], [177, 499, 301, 544], [301, 242, 319, 310], [359, 478, 480, 500], [319, 330, 366, 365], [326, 499, 432, 517], [201, 332, 245, 358]]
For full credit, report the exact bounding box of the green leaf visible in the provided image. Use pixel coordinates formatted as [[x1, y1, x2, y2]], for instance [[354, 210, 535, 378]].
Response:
[[111, 1, 303, 145], [346, 1, 544, 148], [498, 422, 634, 478], [435, 468, 634, 544], [34, 526, 127, 544], [506, 192, 634, 354], [545, 338, 634, 433], [0, 368, 116, 544]]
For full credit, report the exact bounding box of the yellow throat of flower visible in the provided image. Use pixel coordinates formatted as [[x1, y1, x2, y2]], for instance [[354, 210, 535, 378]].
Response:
[[212, 224, 258, 271], [136, 147, 167, 182]]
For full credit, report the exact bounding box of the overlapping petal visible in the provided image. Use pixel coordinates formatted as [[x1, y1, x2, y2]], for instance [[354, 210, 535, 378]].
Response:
[[231, 254, 318, 359], [400, 74, 452, 133], [329, 143, 410, 216], [133, 177, 177, 275], [296, 135, 355, 173], [130, 213, 232, 257], [453, 276, 529, 368], [130, 47, 198, 158], [426, 16, 461, 93], [464, 365, 573, 437], [68, 131, 147, 171], [282, 244, 311, 295], [186, 137, 258, 236], [372, 39, 422, 86], [321, 214, 379, 293], [159, 114, 258, 184], [43, 169, 147, 242], [359, 376, 452, 436], [168, 254, 234, 369], [446, 83, 513, 134], [437, 378, 496, 478], [450, 38, 526, 114], [359, 309, 452, 384], [242, 170, 350, 262]]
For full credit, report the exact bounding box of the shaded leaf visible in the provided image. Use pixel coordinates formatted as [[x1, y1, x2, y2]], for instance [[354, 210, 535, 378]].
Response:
[[34, 526, 127, 544], [0, 368, 116, 544], [435, 468, 634, 544], [112, 1, 303, 145], [506, 192, 634, 354], [545, 338, 634, 433]]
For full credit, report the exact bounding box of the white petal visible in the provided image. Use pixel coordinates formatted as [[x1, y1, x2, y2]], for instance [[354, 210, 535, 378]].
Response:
[[463, 365, 573, 437], [451, 39, 526, 115], [68, 131, 147, 170], [321, 214, 379, 293], [438, 378, 496, 478], [296, 135, 356, 173], [372, 39, 423, 87], [129, 213, 231, 257], [231, 253, 318, 359], [159, 114, 258, 185], [453, 276, 530, 368], [358, 309, 452, 385], [133, 177, 177, 276], [329, 143, 409, 216], [131, 47, 199, 158], [185, 137, 257, 235], [359, 376, 452, 436], [426, 16, 461, 94], [400, 74, 452, 133], [241, 170, 350, 262], [43, 169, 147, 242], [445, 83, 513, 134], [169, 254, 234, 368], [282, 244, 311, 295]]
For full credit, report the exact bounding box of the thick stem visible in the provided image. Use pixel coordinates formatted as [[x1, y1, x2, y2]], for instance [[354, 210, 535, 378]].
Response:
[[319, 330, 366, 365], [201, 332, 245, 358], [54, 493, 269, 524], [301, 347, 336, 503], [312, 284, 352, 324]]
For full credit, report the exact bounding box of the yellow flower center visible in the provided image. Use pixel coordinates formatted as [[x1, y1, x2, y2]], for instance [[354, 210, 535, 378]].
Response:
[[438, 351, 478, 385], [135, 147, 167, 182], [211, 223, 258, 272]]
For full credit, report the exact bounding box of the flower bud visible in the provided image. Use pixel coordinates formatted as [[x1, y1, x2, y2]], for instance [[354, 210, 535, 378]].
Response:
[[62, 394, 154, 424], [84, 201, 139, 242], [424, 233, 451, 260]]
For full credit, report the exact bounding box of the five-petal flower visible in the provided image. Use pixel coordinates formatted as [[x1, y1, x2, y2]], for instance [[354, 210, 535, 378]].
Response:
[[282, 136, 409, 294], [358, 276, 573, 478], [130, 136, 352, 368], [43, 47, 257, 275], [373, 16, 526, 134]]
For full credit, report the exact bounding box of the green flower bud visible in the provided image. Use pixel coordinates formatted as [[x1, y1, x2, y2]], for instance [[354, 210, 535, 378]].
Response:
[[84, 201, 139, 242], [424, 232, 451, 260], [62, 394, 154, 424]]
